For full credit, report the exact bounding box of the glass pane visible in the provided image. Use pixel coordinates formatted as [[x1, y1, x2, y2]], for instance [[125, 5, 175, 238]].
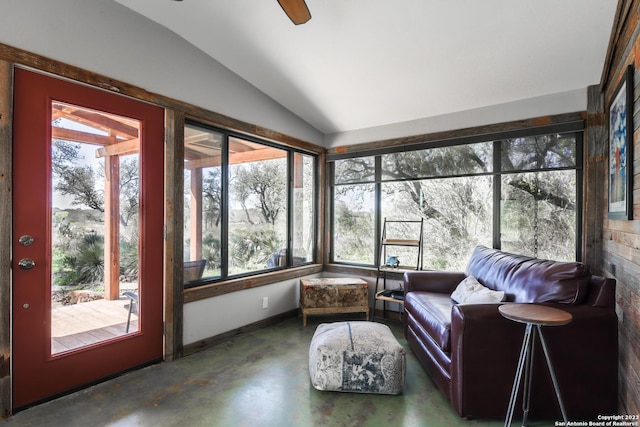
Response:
[[334, 157, 375, 184], [501, 170, 576, 261], [333, 184, 375, 264], [382, 176, 493, 271], [183, 125, 223, 284], [377, 217, 423, 270], [51, 101, 141, 355], [292, 153, 315, 265], [501, 134, 577, 171], [382, 142, 493, 180], [228, 138, 288, 275]]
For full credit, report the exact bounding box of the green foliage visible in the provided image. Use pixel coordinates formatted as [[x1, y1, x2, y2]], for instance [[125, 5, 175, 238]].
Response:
[[202, 233, 221, 273], [333, 135, 579, 270], [333, 199, 374, 264], [54, 233, 104, 286], [229, 227, 283, 273], [119, 233, 139, 281]]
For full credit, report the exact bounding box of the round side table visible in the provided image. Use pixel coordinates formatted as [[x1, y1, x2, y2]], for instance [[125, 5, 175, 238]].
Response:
[[498, 303, 572, 427]]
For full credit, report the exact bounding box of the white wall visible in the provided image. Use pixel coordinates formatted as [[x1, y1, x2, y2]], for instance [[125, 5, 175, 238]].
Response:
[[182, 271, 401, 345], [183, 275, 317, 345], [325, 88, 587, 147], [0, 0, 323, 146], [1, 0, 588, 343], [0, 0, 587, 152]]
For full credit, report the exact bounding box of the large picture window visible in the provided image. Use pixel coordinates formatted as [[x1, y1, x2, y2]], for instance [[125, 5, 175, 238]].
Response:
[[330, 130, 582, 271], [184, 122, 316, 287]]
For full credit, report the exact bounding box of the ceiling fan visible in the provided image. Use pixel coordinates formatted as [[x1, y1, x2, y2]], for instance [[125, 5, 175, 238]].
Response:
[[277, 0, 312, 25], [171, 0, 311, 26]]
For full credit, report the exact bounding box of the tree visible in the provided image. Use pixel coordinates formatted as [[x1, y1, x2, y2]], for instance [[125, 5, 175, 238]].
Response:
[[333, 135, 578, 269], [52, 140, 140, 226], [231, 160, 286, 226], [202, 168, 222, 227], [53, 140, 104, 212]]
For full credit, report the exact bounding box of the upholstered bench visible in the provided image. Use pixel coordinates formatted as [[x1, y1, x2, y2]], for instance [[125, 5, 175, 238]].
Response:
[[308, 321, 405, 394]]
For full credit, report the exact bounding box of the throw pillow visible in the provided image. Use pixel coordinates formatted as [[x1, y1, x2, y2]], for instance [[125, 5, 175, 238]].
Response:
[[451, 276, 506, 304]]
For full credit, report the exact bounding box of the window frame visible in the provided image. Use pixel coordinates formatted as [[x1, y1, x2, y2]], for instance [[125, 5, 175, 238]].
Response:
[[183, 119, 319, 288], [328, 124, 584, 268]]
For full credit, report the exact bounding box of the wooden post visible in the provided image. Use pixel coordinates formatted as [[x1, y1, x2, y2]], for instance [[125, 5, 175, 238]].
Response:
[[165, 109, 185, 360], [583, 85, 606, 273], [189, 168, 203, 261], [0, 60, 13, 419], [104, 153, 120, 300]]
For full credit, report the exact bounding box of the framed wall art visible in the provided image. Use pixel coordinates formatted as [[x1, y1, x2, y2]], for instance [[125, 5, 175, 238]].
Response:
[[608, 64, 634, 220]]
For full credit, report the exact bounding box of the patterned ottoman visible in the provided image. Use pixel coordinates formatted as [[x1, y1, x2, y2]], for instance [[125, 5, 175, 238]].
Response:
[[309, 321, 406, 394]]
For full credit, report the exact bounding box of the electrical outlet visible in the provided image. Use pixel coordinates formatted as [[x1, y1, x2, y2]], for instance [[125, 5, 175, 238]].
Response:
[[262, 296, 268, 309]]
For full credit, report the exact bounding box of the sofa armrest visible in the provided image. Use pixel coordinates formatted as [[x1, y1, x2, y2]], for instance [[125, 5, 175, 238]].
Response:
[[449, 303, 521, 417], [586, 276, 616, 307], [449, 303, 618, 418], [403, 270, 466, 295]]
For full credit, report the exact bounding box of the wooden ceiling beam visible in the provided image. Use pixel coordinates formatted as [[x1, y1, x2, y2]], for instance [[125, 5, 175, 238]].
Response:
[[185, 147, 287, 170], [52, 126, 116, 146], [96, 139, 140, 158], [52, 104, 139, 139]]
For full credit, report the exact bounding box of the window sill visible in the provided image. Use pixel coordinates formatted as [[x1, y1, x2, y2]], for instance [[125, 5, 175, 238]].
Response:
[[183, 264, 324, 303], [323, 263, 410, 279]]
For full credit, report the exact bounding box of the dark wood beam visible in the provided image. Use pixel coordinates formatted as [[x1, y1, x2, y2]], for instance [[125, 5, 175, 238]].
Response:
[[0, 43, 324, 155]]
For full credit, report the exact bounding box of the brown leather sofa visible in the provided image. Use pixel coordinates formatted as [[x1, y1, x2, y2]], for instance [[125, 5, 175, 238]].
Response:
[[403, 245, 617, 419]]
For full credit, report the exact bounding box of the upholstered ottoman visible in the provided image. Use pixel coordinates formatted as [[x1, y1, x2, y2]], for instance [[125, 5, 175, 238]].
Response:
[[308, 321, 406, 394]]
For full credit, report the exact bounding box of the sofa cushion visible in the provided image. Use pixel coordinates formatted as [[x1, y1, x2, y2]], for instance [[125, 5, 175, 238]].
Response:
[[451, 276, 506, 304], [465, 246, 590, 305], [405, 291, 453, 353]]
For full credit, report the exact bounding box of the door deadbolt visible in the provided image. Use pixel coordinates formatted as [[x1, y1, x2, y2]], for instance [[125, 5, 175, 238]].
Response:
[[18, 258, 35, 270], [18, 235, 35, 246]]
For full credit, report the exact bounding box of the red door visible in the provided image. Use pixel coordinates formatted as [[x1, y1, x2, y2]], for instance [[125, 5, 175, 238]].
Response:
[[12, 68, 164, 409]]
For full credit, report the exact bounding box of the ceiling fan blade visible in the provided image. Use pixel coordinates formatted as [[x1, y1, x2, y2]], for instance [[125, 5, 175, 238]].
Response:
[[277, 0, 311, 25]]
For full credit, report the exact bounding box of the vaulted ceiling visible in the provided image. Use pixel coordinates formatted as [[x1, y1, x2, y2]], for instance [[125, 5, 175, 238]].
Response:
[[115, 0, 618, 135]]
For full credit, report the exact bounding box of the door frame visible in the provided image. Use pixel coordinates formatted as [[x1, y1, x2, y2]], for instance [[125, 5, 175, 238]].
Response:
[[0, 60, 13, 419], [0, 60, 182, 418], [11, 67, 166, 409]]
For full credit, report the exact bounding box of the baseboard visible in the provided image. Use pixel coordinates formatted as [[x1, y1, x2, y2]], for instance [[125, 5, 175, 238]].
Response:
[[372, 307, 403, 322], [182, 309, 299, 357]]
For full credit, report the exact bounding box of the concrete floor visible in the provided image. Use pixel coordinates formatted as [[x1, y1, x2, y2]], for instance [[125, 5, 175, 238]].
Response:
[[2, 315, 539, 427]]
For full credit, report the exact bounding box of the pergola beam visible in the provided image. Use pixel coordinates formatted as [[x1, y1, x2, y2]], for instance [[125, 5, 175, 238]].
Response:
[[53, 103, 139, 139], [96, 139, 140, 157], [52, 126, 116, 147], [185, 147, 286, 170]]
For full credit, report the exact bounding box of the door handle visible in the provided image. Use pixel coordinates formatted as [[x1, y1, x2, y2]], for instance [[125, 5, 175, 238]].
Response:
[[18, 258, 36, 270]]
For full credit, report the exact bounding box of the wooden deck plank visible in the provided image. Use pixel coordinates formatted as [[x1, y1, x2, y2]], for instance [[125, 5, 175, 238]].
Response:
[[51, 298, 135, 337], [50, 298, 139, 353]]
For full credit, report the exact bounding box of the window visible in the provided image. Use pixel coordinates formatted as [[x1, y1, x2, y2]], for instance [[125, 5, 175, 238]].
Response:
[[183, 123, 316, 287], [183, 125, 223, 282], [292, 153, 316, 265], [500, 134, 578, 261], [330, 130, 582, 271]]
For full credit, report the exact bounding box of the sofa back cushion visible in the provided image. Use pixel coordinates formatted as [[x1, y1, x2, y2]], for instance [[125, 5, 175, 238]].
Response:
[[465, 246, 591, 305]]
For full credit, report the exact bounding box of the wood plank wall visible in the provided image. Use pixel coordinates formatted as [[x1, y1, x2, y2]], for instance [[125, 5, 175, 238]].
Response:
[[599, 0, 640, 416]]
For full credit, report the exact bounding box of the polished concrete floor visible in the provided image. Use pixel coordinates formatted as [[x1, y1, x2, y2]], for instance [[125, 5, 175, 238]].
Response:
[[2, 315, 546, 427]]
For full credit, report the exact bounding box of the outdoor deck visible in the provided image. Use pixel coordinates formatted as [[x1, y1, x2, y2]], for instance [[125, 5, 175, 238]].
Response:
[[51, 297, 138, 354]]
